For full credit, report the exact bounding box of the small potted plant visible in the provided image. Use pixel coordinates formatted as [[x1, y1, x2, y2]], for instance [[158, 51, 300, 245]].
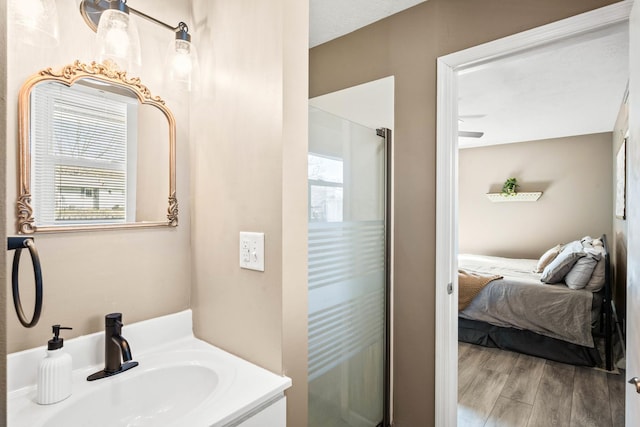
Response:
[[501, 177, 519, 196]]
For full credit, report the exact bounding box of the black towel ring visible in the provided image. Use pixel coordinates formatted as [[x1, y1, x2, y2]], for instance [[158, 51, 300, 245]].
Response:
[[9, 237, 43, 328]]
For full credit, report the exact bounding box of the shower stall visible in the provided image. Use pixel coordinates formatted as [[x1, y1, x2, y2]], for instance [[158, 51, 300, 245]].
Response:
[[308, 105, 390, 427]]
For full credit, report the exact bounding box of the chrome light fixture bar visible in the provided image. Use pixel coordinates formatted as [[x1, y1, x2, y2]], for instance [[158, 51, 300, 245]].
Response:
[[79, 0, 199, 91], [80, 0, 174, 33]]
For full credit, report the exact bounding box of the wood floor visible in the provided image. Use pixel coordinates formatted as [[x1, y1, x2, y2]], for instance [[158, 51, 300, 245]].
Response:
[[458, 342, 625, 427]]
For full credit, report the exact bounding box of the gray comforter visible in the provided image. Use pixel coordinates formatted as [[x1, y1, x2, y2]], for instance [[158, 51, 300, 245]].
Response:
[[458, 254, 595, 348]]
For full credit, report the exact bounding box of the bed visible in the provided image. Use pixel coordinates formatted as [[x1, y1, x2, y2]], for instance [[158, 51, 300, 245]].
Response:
[[458, 235, 613, 371]]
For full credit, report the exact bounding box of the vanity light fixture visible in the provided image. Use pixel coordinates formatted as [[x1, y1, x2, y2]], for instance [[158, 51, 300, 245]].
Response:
[[79, 0, 199, 91], [166, 22, 200, 92], [94, 0, 141, 73], [11, 0, 60, 47]]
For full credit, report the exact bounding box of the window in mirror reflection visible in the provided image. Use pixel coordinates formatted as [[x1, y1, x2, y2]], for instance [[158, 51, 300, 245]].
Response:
[[308, 153, 343, 223], [31, 81, 138, 225]]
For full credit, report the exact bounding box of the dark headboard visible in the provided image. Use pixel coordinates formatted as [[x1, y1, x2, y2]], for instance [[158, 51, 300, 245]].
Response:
[[601, 234, 613, 371]]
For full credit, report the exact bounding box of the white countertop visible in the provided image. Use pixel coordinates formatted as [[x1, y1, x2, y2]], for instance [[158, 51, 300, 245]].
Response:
[[8, 310, 291, 426]]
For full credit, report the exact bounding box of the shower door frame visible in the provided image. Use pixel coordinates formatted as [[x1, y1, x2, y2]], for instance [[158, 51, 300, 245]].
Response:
[[379, 127, 392, 427]]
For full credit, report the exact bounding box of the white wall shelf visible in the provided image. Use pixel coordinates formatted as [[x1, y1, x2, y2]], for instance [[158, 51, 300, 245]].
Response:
[[485, 192, 542, 202]]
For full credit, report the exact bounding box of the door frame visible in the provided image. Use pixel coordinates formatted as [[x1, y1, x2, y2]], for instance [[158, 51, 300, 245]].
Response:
[[434, 2, 633, 425]]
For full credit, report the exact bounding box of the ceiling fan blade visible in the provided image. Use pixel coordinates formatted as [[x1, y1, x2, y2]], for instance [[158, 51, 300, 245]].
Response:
[[458, 131, 484, 138], [458, 114, 487, 120]]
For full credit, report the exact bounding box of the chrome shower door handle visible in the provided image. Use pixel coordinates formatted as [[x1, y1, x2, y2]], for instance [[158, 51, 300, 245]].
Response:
[[628, 377, 640, 394]]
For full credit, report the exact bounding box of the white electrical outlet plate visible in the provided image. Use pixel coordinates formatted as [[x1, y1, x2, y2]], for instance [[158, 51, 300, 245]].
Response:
[[239, 232, 265, 271]]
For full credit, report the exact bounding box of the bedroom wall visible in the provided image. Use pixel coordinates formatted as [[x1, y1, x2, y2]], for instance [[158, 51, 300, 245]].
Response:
[[459, 133, 614, 259], [613, 100, 628, 321], [309, 0, 619, 424]]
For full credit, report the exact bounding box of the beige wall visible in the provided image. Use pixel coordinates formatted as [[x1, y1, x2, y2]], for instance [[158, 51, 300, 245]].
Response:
[[459, 133, 613, 259], [310, 0, 619, 424], [281, 0, 310, 422], [5, 0, 192, 353], [613, 100, 629, 320], [1, 0, 7, 422], [3, 1, 308, 425], [189, 0, 308, 425]]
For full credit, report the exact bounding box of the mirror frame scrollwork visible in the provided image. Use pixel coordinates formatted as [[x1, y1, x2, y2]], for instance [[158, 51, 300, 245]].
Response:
[[17, 60, 178, 233]]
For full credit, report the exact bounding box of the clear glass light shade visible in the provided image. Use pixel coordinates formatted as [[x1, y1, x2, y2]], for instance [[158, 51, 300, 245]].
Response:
[[166, 39, 200, 92], [96, 8, 141, 73], [12, 0, 60, 47]]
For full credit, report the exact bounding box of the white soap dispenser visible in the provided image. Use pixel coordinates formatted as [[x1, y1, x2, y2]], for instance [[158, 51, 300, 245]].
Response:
[[37, 325, 73, 405]]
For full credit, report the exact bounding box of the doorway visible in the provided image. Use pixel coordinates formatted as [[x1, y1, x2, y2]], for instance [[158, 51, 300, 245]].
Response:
[[435, 3, 633, 425]]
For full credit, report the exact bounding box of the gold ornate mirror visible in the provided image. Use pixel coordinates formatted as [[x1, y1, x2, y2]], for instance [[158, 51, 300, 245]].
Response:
[[17, 61, 177, 233]]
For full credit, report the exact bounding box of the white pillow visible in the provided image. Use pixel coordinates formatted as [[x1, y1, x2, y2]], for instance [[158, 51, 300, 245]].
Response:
[[565, 249, 600, 290], [541, 241, 585, 284], [581, 236, 594, 244], [535, 244, 563, 273]]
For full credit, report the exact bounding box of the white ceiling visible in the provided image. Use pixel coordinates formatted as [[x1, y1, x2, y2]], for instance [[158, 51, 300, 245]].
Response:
[[458, 22, 629, 149], [309, 0, 426, 48]]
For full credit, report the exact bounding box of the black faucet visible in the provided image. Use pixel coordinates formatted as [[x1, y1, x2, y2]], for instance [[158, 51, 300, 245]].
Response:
[[87, 313, 139, 381]]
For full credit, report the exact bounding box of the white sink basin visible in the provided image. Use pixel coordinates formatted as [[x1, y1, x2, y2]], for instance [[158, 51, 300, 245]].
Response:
[[8, 311, 291, 427], [43, 353, 224, 427], [11, 348, 235, 427]]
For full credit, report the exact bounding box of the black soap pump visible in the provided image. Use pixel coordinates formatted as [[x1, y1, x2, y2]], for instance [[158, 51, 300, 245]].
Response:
[[37, 325, 73, 405]]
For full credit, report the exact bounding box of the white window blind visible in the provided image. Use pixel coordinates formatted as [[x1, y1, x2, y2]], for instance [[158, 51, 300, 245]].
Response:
[[31, 82, 133, 225]]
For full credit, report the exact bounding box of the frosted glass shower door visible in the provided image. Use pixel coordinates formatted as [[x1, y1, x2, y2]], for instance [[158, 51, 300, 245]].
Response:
[[308, 106, 388, 427]]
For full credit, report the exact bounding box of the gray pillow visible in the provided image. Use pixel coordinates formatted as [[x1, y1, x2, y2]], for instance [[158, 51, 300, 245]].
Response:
[[565, 249, 600, 290], [540, 240, 585, 284]]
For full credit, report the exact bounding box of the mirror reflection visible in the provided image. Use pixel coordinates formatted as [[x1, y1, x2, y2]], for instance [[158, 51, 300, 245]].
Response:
[[17, 61, 177, 233]]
